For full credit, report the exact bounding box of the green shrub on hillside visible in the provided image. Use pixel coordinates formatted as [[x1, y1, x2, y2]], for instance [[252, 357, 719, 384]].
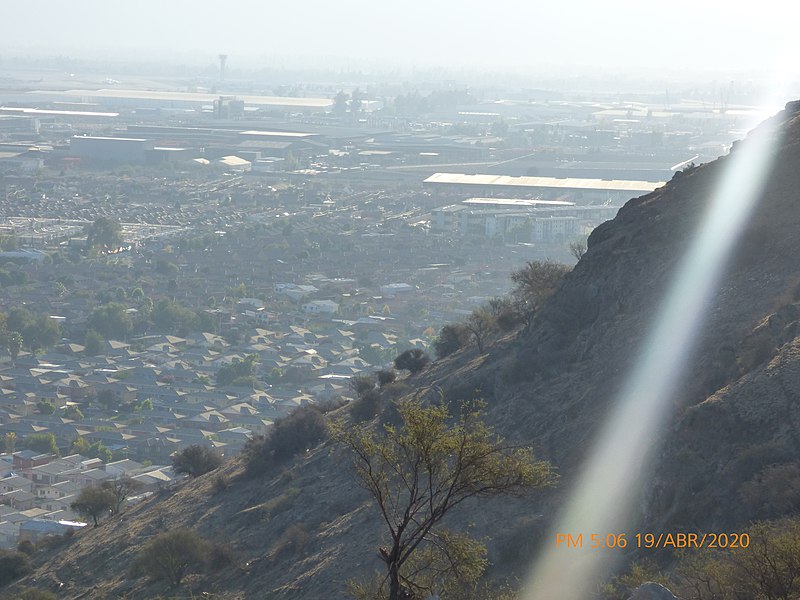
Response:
[[0, 550, 30, 586], [172, 445, 223, 478], [394, 348, 430, 374], [433, 323, 471, 359], [130, 528, 210, 587], [350, 388, 382, 422], [245, 406, 328, 476]]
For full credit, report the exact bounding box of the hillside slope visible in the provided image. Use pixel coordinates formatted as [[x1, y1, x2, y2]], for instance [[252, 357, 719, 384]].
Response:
[[13, 100, 800, 599]]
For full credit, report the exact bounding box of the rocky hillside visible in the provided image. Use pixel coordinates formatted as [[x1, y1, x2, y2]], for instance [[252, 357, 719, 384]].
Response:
[[11, 100, 800, 599]]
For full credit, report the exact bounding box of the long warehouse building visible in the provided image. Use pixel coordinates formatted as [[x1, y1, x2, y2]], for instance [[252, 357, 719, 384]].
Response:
[[423, 172, 666, 202], [28, 89, 334, 112]]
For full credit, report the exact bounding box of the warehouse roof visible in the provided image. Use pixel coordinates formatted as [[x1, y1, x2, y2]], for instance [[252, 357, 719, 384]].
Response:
[[424, 172, 665, 192], [35, 89, 333, 109], [463, 197, 575, 207], [71, 136, 148, 142], [0, 107, 119, 118], [239, 130, 314, 138], [219, 156, 251, 167]]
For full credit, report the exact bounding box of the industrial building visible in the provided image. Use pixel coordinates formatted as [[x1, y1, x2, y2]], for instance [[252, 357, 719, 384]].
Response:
[[70, 136, 153, 164], [31, 89, 334, 113], [69, 136, 192, 165], [424, 172, 665, 203], [0, 114, 40, 135], [0, 144, 46, 172], [431, 198, 620, 242], [123, 124, 319, 162]]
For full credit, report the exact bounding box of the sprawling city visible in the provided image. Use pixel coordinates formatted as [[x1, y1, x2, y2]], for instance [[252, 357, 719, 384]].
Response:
[[1, 2, 800, 599]]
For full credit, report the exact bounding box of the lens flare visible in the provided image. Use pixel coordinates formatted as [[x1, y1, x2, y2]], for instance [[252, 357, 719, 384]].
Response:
[[521, 111, 784, 600]]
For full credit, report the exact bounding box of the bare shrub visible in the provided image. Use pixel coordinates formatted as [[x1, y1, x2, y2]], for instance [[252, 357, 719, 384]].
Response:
[[130, 528, 210, 587], [350, 388, 382, 422], [172, 444, 223, 478], [245, 406, 328, 476]]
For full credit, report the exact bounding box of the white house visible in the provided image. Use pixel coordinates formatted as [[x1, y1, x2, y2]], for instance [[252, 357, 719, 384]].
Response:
[[218, 155, 251, 172], [301, 300, 339, 315], [237, 298, 265, 310], [275, 284, 319, 302]]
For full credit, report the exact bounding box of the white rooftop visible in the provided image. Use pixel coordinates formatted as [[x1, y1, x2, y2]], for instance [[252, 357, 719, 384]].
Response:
[[424, 172, 665, 192]]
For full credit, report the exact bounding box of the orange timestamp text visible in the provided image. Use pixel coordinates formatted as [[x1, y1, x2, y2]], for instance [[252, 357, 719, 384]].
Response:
[[555, 532, 750, 550]]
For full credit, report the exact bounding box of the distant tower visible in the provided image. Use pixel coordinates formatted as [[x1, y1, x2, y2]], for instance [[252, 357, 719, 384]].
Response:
[[218, 54, 228, 82]]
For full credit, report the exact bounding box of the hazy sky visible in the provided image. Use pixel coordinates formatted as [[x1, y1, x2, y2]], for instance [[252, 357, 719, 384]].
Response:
[[1, 0, 798, 76]]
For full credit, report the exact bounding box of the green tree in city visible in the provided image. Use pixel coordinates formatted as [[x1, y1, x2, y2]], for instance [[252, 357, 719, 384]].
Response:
[[24, 433, 58, 456], [0, 235, 18, 251], [62, 405, 84, 420], [154, 259, 179, 278], [4, 331, 22, 362], [85, 217, 123, 249], [95, 389, 117, 412], [5, 308, 60, 351], [333, 90, 350, 118], [70, 437, 112, 461], [36, 401, 55, 415], [84, 329, 104, 356], [350, 87, 364, 118], [27, 315, 60, 351], [88, 302, 132, 340], [151, 298, 198, 335], [3, 433, 16, 454], [216, 354, 259, 387]]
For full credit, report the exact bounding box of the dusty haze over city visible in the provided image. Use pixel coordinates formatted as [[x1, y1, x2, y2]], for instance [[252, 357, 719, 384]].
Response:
[[2, 0, 799, 80], [4, 2, 800, 599]]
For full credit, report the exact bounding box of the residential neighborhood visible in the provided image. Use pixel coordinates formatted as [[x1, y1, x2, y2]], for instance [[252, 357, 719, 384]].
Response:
[[0, 449, 175, 549], [0, 53, 765, 553]]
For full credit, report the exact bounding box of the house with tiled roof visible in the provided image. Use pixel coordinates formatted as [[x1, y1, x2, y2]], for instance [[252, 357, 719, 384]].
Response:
[[105, 459, 144, 478], [59, 468, 112, 489], [0, 489, 36, 510], [180, 410, 230, 431], [0, 520, 20, 549], [13, 451, 53, 471], [0, 475, 33, 494], [188, 332, 228, 349], [225, 414, 273, 437], [29, 462, 69, 486], [131, 436, 183, 463], [131, 468, 173, 491], [52, 375, 95, 400], [19, 518, 84, 544], [122, 422, 174, 438], [34, 479, 81, 501]]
